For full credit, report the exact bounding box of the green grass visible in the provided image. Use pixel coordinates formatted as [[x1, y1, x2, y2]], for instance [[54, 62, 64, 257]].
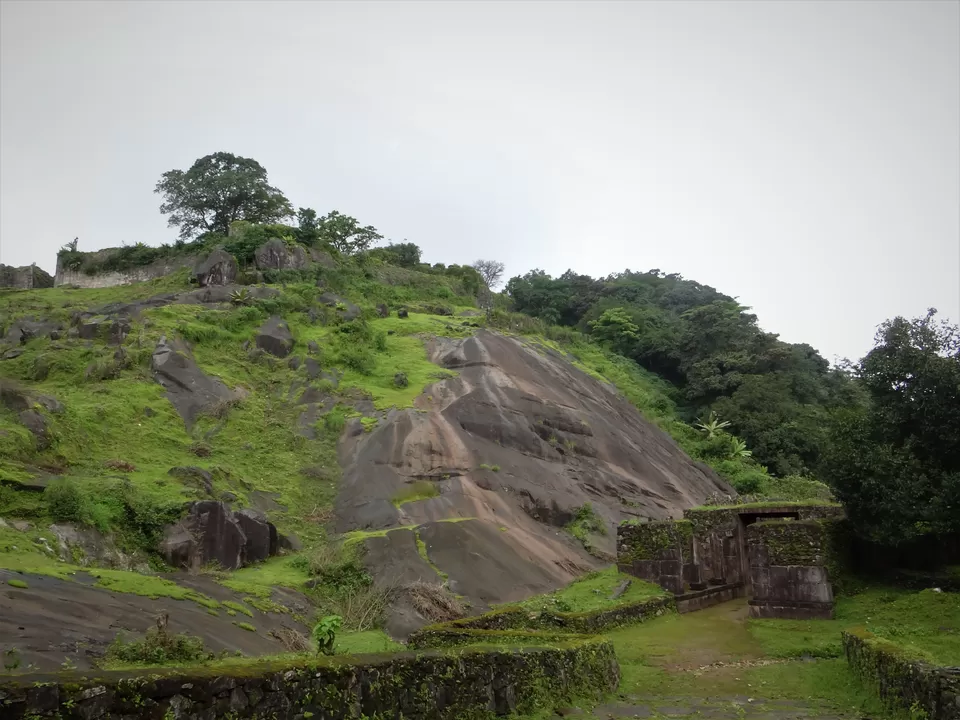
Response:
[[392, 480, 440, 507], [747, 587, 960, 665], [6, 578, 28, 588], [235, 621, 257, 632], [218, 555, 310, 597], [335, 629, 404, 655], [223, 600, 254, 618], [513, 566, 668, 615], [606, 598, 904, 717]]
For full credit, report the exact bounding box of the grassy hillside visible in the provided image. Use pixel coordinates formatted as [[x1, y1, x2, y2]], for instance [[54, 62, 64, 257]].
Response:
[[0, 252, 826, 637]]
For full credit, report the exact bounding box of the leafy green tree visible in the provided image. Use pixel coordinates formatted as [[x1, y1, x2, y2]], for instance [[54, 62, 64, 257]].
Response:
[[822, 309, 960, 544], [374, 241, 422, 268], [315, 211, 383, 255], [155, 152, 293, 240], [589, 308, 640, 357], [295, 207, 320, 246]]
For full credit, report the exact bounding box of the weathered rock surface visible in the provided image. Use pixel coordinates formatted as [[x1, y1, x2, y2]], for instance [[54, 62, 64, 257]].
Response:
[[151, 336, 236, 428], [317, 292, 361, 321], [254, 238, 310, 270], [335, 330, 732, 636], [256, 316, 295, 357], [193, 247, 238, 287], [159, 501, 280, 571], [48, 523, 151, 571], [2, 317, 63, 344]]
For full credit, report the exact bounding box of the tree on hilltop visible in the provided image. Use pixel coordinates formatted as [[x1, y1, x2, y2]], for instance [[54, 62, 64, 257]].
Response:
[[473, 259, 505, 289], [155, 152, 293, 241]]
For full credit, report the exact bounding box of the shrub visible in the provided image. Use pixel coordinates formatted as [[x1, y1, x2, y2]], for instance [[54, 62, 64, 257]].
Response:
[[567, 503, 606, 546], [105, 626, 213, 666], [312, 615, 342, 655], [44, 478, 85, 523]]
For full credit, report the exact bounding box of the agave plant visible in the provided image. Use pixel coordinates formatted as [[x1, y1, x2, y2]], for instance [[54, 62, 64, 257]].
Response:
[[230, 288, 252, 306], [695, 411, 731, 438], [729, 437, 752, 459]]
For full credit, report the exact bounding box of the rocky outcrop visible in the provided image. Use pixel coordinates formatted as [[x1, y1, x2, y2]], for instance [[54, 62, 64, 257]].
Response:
[[193, 247, 238, 287], [76, 315, 130, 344], [2, 317, 63, 344], [151, 336, 237, 428], [334, 330, 732, 635], [254, 238, 309, 270], [48, 523, 151, 571], [0, 383, 63, 451], [317, 292, 361, 321], [256, 316, 294, 357], [159, 501, 280, 570]]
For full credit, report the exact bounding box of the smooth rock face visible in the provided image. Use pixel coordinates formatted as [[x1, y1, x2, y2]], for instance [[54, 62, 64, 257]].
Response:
[[151, 336, 236, 428], [235, 509, 275, 564], [193, 247, 238, 287], [335, 330, 732, 634], [256, 316, 294, 358]]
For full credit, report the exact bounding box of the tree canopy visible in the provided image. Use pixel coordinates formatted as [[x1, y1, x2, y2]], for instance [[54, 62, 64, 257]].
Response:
[[155, 152, 293, 240], [821, 310, 960, 544]]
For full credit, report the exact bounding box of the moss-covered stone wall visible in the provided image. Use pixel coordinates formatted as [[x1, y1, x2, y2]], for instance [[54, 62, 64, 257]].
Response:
[[616, 521, 695, 593], [0, 640, 619, 720], [408, 596, 676, 648], [842, 629, 959, 720]]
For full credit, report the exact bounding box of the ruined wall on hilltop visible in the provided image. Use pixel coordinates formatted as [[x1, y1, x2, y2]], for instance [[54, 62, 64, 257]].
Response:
[[54, 249, 200, 288], [0, 263, 54, 289]]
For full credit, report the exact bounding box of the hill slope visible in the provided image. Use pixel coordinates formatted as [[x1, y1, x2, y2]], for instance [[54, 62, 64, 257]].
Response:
[[0, 258, 731, 659]]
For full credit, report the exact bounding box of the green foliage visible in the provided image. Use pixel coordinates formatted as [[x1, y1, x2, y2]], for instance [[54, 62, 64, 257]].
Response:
[[506, 268, 860, 477], [566, 503, 606, 548], [105, 626, 213, 667], [695, 410, 731, 437], [235, 622, 257, 633], [369, 241, 422, 268], [155, 152, 293, 240], [821, 309, 960, 544], [313, 210, 382, 255], [312, 615, 343, 655], [44, 478, 84, 523]]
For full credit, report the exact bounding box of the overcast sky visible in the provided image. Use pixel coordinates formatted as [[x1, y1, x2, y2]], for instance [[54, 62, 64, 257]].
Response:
[[1, 1, 958, 362]]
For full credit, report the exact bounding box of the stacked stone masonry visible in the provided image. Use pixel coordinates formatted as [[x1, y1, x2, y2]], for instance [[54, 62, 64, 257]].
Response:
[[617, 503, 845, 619], [0, 641, 619, 720]]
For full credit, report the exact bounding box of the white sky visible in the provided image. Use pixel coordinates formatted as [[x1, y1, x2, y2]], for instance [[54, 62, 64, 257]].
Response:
[[1, 0, 958, 362]]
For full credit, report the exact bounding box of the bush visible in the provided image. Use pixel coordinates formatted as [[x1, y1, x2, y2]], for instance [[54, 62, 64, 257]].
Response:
[[45, 478, 85, 523], [312, 615, 343, 655], [105, 626, 213, 666]]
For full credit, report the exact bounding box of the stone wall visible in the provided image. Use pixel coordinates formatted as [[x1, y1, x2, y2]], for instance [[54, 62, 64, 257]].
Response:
[[617, 520, 697, 593], [0, 264, 54, 289], [842, 629, 960, 720], [55, 251, 200, 288], [0, 639, 619, 720], [746, 519, 836, 619]]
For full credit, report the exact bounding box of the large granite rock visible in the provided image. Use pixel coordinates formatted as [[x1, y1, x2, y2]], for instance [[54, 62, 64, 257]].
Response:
[[159, 501, 281, 571], [193, 247, 238, 287], [256, 316, 294, 358], [151, 336, 236, 428], [254, 238, 310, 271], [2, 317, 63, 344]]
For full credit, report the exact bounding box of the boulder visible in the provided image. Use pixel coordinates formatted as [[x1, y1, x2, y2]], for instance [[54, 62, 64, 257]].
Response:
[[49, 523, 149, 571], [151, 336, 236, 428], [317, 293, 361, 321], [3, 318, 63, 345], [278, 533, 302, 552], [307, 341, 320, 355], [18, 409, 50, 450], [254, 238, 309, 271], [304, 357, 321, 380], [159, 501, 281, 570], [193, 247, 238, 287], [256, 316, 295, 358], [308, 248, 337, 269], [235, 509, 277, 564], [161, 501, 247, 570], [76, 316, 130, 344], [394, 372, 408, 388], [397, 308, 409, 319], [376, 304, 389, 318]]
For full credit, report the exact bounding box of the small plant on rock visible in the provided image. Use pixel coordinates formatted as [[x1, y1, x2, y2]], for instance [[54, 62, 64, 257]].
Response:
[[230, 288, 253, 306], [312, 615, 343, 655]]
